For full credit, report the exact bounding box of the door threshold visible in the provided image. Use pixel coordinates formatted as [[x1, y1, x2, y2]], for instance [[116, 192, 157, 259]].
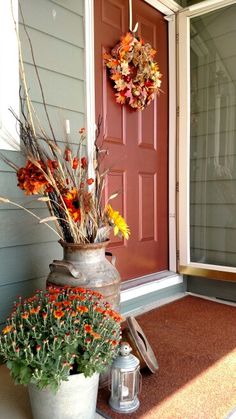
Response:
[[120, 271, 185, 317], [122, 292, 186, 318], [121, 271, 183, 302]]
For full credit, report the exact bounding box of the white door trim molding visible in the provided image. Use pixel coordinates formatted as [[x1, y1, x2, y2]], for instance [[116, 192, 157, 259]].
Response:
[[167, 14, 177, 272], [177, 10, 190, 269], [84, 0, 96, 180], [144, 0, 182, 14], [144, 0, 178, 272], [180, 0, 236, 16]]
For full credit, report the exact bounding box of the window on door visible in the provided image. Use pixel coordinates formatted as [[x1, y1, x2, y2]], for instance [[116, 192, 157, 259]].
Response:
[[178, 0, 236, 279]]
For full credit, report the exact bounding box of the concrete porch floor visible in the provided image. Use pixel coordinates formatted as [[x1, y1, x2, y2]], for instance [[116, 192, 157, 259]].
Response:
[[0, 364, 105, 419]]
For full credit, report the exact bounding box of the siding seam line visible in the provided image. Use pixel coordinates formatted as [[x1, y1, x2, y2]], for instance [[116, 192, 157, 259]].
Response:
[[24, 61, 85, 82], [19, 23, 84, 49], [48, 0, 84, 18]]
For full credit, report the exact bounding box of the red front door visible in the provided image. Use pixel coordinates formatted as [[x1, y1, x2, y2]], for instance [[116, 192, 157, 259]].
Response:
[[94, 0, 168, 280]]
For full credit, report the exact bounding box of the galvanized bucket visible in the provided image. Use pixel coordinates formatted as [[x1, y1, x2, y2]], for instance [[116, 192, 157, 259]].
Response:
[[28, 372, 99, 419], [46, 240, 121, 311]]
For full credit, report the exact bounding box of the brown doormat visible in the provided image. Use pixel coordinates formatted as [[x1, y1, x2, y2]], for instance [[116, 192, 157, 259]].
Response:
[[97, 295, 236, 418]]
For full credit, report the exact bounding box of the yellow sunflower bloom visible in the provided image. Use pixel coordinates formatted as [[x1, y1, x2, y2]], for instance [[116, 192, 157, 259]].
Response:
[[106, 205, 130, 240]]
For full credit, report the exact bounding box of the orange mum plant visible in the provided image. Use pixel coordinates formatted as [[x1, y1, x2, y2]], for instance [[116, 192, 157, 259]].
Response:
[[0, 286, 122, 391]]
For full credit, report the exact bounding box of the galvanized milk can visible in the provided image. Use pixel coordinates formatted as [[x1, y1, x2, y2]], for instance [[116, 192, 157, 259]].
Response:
[[46, 240, 121, 311]]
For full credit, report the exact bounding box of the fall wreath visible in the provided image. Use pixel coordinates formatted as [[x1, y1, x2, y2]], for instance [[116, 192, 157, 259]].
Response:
[[104, 32, 162, 111]]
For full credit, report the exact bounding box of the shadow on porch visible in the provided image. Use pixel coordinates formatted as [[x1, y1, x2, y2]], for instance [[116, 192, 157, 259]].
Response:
[[97, 295, 236, 419]]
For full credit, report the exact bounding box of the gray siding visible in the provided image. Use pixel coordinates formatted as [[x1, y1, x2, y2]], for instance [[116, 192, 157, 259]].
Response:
[[0, 0, 85, 324]]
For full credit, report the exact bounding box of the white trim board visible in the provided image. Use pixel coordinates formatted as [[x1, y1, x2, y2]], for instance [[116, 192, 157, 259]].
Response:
[[144, 0, 182, 14], [0, 0, 19, 150], [84, 0, 96, 179], [181, 0, 236, 16]]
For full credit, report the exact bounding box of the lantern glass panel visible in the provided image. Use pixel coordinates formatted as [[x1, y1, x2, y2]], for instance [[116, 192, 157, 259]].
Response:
[[111, 369, 120, 398], [135, 368, 140, 393], [120, 371, 135, 401]]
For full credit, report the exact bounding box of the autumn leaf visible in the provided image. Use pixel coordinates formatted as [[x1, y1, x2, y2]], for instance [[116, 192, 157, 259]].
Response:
[[115, 92, 126, 105], [109, 59, 119, 68], [121, 32, 134, 46], [111, 73, 122, 81], [121, 44, 131, 53], [103, 52, 112, 61]]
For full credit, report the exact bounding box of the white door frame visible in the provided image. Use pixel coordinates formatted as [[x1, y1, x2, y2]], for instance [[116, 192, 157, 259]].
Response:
[[84, 0, 96, 181], [85, 0, 179, 276]]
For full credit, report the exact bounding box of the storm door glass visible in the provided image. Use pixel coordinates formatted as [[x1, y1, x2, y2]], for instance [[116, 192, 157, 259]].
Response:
[[190, 3, 236, 267]]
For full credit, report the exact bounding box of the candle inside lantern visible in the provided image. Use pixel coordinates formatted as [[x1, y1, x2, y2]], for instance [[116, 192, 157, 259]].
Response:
[[65, 119, 70, 135], [121, 385, 129, 398]]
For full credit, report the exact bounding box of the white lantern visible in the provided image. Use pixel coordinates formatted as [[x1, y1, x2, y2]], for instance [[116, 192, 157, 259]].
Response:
[[109, 342, 141, 414]]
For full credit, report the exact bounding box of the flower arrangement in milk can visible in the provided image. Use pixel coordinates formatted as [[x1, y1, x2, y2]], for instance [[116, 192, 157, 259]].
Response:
[[0, 9, 130, 245], [0, 119, 130, 244]]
